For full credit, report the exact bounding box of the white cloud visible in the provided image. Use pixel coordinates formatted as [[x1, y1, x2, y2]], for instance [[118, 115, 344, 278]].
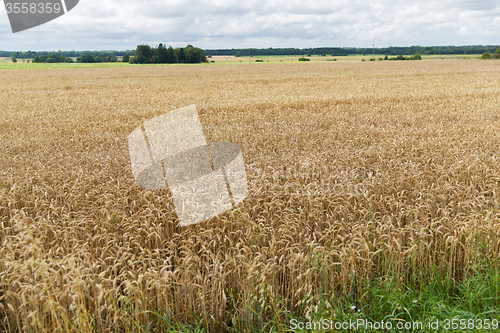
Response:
[[0, 0, 499, 50]]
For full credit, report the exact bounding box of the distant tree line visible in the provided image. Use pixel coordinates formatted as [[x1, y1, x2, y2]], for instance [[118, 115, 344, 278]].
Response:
[[205, 45, 500, 57], [1, 50, 135, 59], [76, 54, 121, 63], [383, 54, 422, 61], [30, 53, 123, 63], [33, 54, 74, 63], [7, 51, 35, 59], [4, 45, 500, 62], [129, 44, 207, 64]]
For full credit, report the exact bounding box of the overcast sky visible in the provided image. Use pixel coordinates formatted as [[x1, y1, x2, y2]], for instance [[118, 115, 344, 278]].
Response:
[[1, 0, 499, 51]]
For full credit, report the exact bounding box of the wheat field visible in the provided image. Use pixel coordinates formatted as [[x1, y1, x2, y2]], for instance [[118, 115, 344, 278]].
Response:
[[1, 60, 500, 332]]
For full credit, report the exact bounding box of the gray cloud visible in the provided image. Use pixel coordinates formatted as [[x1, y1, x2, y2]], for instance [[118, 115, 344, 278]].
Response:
[[0, 0, 499, 50]]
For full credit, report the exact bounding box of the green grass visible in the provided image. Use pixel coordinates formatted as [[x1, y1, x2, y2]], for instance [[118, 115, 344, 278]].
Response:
[[298, 264, 500, 333], [199, 264, 498, 332]]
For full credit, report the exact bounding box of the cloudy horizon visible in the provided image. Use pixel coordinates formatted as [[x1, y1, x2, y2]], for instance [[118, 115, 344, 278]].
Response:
[[0, 0, 499, 51]]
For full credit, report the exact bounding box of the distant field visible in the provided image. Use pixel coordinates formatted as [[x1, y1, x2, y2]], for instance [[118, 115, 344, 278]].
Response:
[[1, 59, 500, 332], [215, 54, 484, 63], [0, 54, 485, 69]]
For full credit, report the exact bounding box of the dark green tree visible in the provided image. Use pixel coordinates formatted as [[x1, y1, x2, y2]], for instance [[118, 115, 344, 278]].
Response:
[[79, 54, 95, 63], [153, 43, 168, 63], [185, 45, 196, 63], [94, 55, 105, 62], [494, 48, 500, 59], [46, 54, 65, 63], [134, 45, 153, 63], [184, 45, 207, 63], [105, 55, 117, 62], [481, 53, 492, 60], [129, 44, 207, 64], [177, 48, 186, 63], [166, 46, 176, 63]]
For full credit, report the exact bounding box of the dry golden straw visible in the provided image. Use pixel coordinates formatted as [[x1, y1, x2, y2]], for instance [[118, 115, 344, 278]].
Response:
[[1, 60, 500, 332]]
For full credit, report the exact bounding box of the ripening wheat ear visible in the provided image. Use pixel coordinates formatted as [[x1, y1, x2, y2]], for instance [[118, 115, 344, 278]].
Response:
[[1, 60, 500, 332]]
